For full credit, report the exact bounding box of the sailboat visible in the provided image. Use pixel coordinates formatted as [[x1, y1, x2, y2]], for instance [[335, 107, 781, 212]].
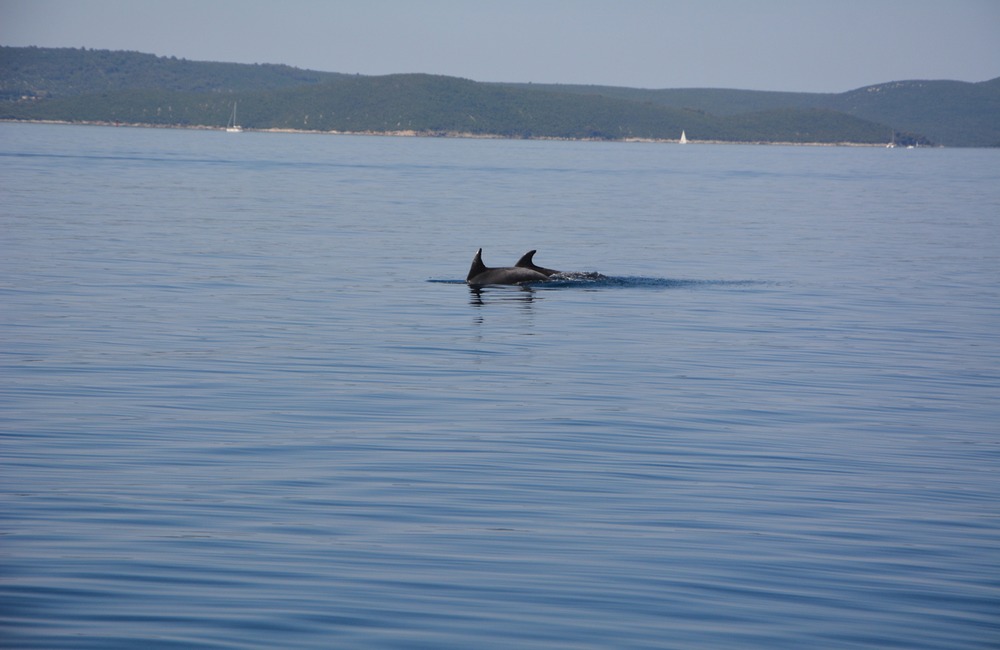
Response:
[[226, 102, 243, 133], [679, 130, 688, 144]]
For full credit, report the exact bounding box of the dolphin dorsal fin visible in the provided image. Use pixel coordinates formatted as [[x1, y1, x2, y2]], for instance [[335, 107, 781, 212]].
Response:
[[467, 248, 488, 282], [514, 249, 559, 276], [514, 250, 538, 268]]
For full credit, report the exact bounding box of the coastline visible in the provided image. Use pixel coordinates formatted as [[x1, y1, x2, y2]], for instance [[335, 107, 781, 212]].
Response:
[[0, 118, 896, 147]]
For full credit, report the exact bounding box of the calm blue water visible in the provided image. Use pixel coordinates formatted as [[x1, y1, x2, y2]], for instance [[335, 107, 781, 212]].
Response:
[[2, 123, 999, 649]]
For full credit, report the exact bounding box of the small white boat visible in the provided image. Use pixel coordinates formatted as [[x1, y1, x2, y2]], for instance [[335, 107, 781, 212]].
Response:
[[679, 130, 688, 144], [226, 102, 243, 133]]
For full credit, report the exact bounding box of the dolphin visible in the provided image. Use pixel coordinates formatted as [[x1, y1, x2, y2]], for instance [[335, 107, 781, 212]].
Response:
[[514, 250, 560, 277], [467, 248, 551, 285]]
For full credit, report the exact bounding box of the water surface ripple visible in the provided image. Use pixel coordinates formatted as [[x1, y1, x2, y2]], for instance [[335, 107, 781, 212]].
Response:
[[2, 124, 999, 649]]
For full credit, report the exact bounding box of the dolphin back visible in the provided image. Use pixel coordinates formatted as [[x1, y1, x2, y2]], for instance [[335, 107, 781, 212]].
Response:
[[468, 267, 550, 286]]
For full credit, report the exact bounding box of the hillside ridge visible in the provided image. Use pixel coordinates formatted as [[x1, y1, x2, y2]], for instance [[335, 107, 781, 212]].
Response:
[[3, 47, 997, 146]]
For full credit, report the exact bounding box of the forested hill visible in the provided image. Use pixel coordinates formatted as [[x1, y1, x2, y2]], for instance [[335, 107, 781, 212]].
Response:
[[2, 46, 997, 146], [507, 79, 1000, 147], [0, 46, 350, 96]]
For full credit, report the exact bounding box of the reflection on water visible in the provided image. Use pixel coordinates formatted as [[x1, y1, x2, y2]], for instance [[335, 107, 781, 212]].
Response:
[[468, 284, 540, 306]]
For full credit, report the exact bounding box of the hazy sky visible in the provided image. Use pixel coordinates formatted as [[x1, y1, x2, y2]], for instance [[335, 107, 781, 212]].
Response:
[[2, 0, 998, 92]]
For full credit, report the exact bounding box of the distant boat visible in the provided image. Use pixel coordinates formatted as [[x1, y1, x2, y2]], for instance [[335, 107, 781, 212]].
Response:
[[226, 102, 242, 133], [679, 130, 688, 144]]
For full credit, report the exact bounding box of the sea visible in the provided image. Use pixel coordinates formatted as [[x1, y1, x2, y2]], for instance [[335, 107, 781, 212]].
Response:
[[1, 122, 998, 649]]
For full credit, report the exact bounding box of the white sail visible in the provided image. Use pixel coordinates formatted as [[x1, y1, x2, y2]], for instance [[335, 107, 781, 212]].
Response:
[[226, 102, 243, 133], [679, 130, 688, 144]]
